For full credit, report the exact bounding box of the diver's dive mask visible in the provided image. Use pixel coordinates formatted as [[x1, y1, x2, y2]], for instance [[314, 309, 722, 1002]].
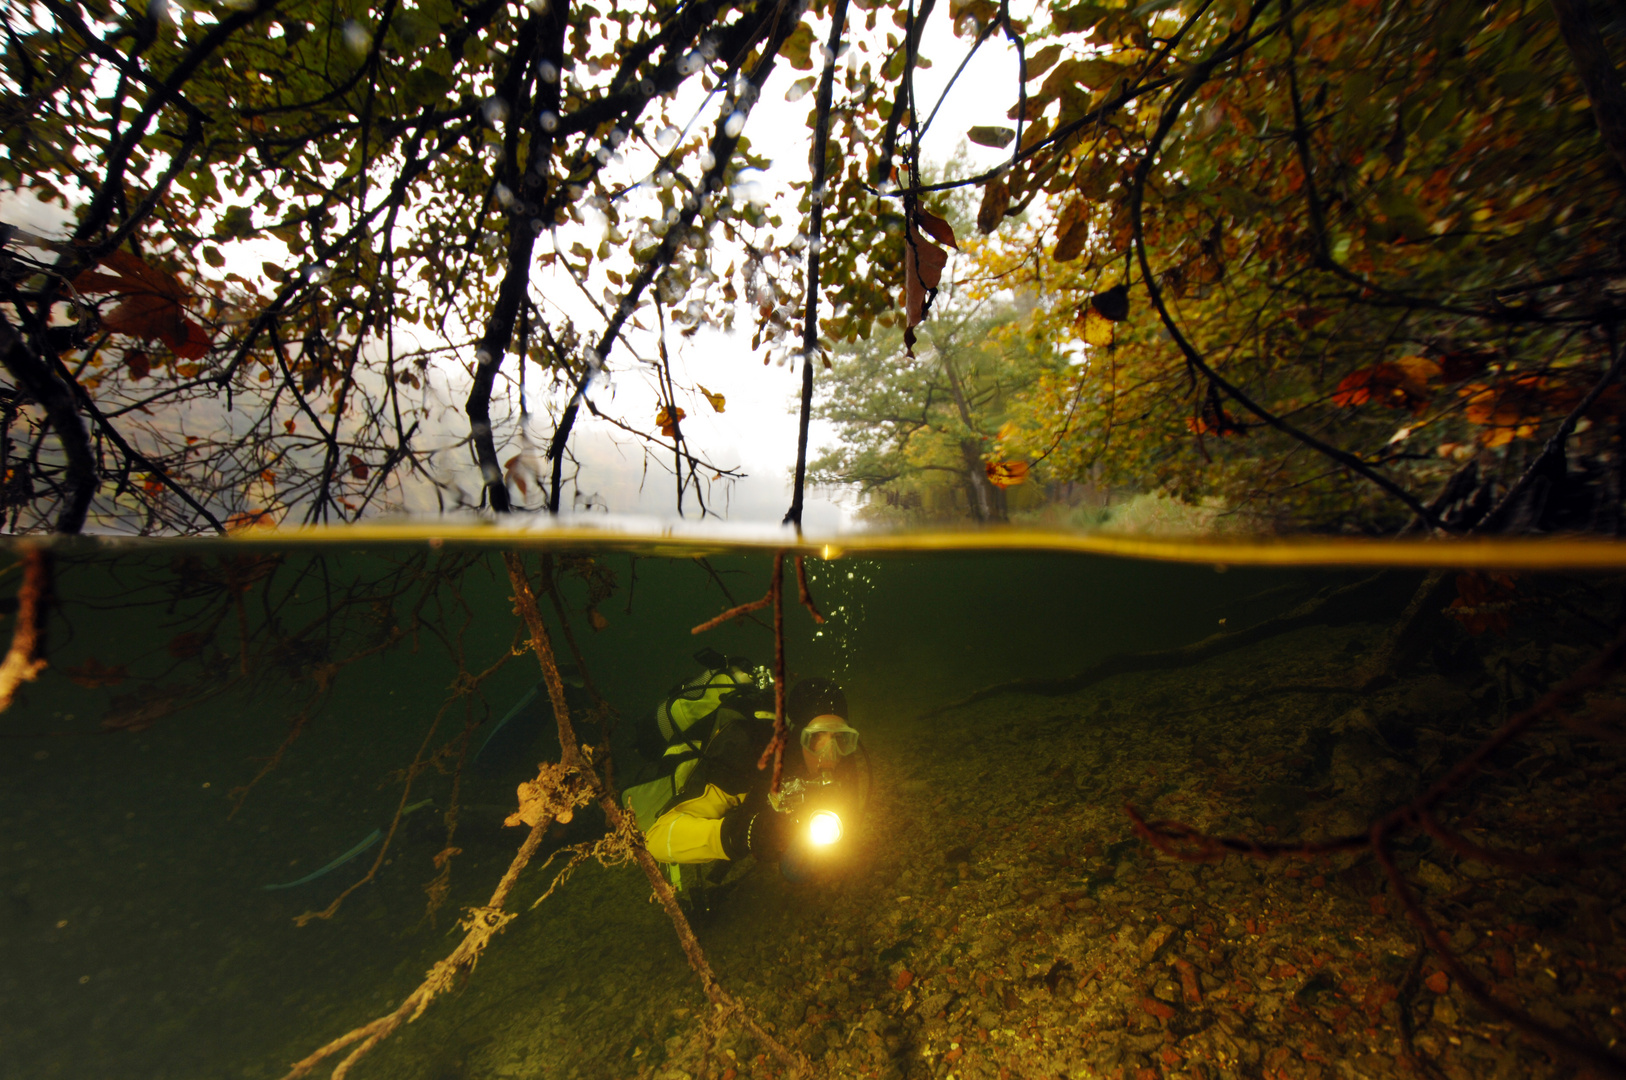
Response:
[[799, 714, 859, 764]]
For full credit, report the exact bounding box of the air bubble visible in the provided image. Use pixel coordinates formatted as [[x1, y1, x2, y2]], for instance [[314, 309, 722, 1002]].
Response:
[[539, 110, 560, 132], [481, 96, 509, 127], [538, 60, 559, 83], [341, 19, 369, 54]]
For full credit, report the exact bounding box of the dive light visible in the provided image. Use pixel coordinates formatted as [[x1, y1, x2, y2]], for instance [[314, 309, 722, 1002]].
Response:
[[772, 777, 848, 851], [807, 809, 843, 847]]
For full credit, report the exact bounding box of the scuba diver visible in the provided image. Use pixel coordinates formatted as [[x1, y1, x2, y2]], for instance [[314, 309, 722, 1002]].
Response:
[[619, 649, 867, 916]]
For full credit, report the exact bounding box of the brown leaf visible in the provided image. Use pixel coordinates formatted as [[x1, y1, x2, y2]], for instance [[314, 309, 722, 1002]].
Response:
[[1052, 198, 1091, 262], [588, 609, 609, 631], [125, 350, 151, 380], [346, 453, 369, 480], [917, 208, 959, 251], [977, 178, 1011, 235], [74, 251, 212, 359]]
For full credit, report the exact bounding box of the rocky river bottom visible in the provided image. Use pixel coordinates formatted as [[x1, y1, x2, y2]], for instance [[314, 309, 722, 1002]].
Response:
[[342, 583, 1624, 1080]]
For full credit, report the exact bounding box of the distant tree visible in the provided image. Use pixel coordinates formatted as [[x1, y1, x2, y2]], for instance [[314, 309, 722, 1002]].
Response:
[[811, 291, 1058, 522]]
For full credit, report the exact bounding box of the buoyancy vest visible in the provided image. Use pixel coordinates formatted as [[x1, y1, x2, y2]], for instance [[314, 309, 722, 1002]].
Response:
[[624, 650, 763, 833]]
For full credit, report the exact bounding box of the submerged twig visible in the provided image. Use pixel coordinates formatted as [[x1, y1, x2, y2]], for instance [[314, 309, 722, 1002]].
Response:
[[0, 546, 49, 711]]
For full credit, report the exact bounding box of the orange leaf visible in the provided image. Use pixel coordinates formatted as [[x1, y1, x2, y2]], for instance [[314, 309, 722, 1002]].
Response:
[[656, 406, 686, 437], [1425, 971, 1450, 994], [1332, 362, 1432, 412], [346, 454, 369, 480], [587, 609, 609, 631], [225, 510, 277, 532], [698, 385, 726, 413], [142, 474, 165, 495], [985, 460, 1030, 487], [1460, 375, 1581, 445]]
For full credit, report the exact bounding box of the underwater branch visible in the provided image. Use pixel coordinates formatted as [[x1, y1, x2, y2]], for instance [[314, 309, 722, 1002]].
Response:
[[1125, 628, 1626, 1079], [504, 552, 803, 1072], [0, 547, 48, 712]]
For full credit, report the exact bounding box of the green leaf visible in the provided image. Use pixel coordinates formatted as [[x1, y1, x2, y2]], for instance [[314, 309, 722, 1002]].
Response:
[[782, 22, 816, 70], [967, 125, 1016, 148], [1025, 44, 1064, 80], [219, 205, 255, 239], [1051, 2, 1107, 33]]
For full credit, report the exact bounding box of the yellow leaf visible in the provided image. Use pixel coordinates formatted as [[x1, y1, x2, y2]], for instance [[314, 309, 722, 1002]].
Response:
[[698, 385, 726, 413], [1080, 307, 1114, 347], [656, 405, 686, 437]]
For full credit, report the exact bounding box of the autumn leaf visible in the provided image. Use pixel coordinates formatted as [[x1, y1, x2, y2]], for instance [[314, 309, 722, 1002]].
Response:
[[225, 510, 277, 532], [63, 656, 128, 688], [1077, 307, 1115, 347], [346, 453, 369, 480], [917, 208, 959, 251], [74, 250, 213, 359], [985, 460, 1030, 487], [1332, 359, 1436, 413], [1188, 402, 1245, 436], [902, 226, 950, 334], [1445, 572, 1518, 635], [142, 474, 165, 495], [967, 125, 1016, 148], [977, 177, 1011, 235], [587, 608, 609, 631], [126, 350, 152, 380], [656, 405, 686, 437], [1052, 198, 1091, 263], [504, 453, 529, 495], [1459, 375, 1579, 447], [698, 385, 726, 412]]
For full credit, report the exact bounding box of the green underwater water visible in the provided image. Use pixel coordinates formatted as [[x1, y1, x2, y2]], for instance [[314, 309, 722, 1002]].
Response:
[[1, 542, 1622, 1080]]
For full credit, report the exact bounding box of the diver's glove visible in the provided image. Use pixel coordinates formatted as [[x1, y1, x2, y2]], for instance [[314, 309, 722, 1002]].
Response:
[[720, 805, 790, 861]]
